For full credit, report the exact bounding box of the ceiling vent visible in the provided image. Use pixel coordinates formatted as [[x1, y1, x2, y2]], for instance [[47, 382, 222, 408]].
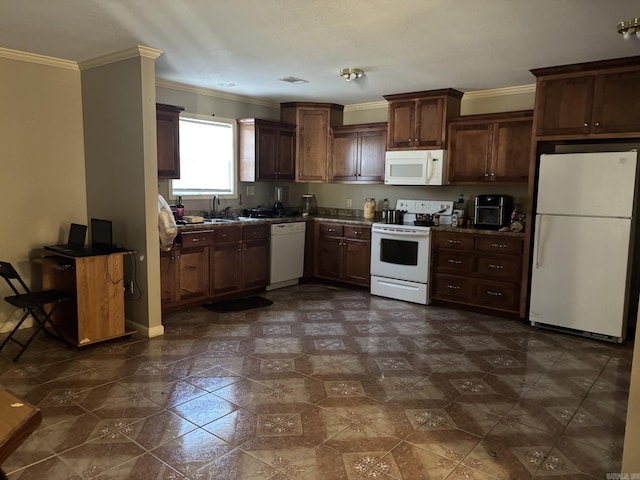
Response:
[[279, 76, 309, 84]]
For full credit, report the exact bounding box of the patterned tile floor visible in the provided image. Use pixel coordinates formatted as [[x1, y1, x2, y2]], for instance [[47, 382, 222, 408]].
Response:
[[0, 283, 634, 479]]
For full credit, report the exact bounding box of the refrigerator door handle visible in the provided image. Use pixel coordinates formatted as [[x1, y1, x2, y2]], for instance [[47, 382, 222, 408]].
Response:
[[534, 215, 543, 268]]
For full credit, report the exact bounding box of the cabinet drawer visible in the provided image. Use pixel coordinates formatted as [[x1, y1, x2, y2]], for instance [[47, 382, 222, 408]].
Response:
[[215, 226, 242, 243], [344, 225, 371, 240], [475, 281, 519, 311], [476, 236, 522, 255], [433, 232, 474, 250], [318, 223, 344, 237], [434, 251, 474, 274], [180, 230, 215, 247], [433, 274, 474, 300], [476, 256, 521, 281], [243, 224, 269, 241]]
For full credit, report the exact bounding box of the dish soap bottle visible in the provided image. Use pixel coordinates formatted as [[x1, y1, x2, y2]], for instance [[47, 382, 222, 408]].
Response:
[[176, 196, 184, 220]]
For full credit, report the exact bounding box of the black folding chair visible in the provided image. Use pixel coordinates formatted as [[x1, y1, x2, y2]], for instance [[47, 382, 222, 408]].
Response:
[[0, 261, 73, 362]]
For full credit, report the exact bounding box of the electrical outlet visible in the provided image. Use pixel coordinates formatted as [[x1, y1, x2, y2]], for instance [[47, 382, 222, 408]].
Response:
[[347, 198, 352, 207]]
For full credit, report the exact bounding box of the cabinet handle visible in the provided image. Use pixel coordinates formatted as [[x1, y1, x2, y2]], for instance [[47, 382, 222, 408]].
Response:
[[354, 231, 362, 235], [595, 122, 600, 127], [484, 173, 489, 177], [238, 248, 242, 252], [447, 239, 461, 244], [583, 123, 589, 127], [191, 238, 200, 242], [447, 259, 462, 264], [490, 243, 508, 248], [488, 264, 504, 269], [328, 228, 336, 232], [487, 290, 503, 296], [489, 173, 495, 176], [446, 284, 461, 290]]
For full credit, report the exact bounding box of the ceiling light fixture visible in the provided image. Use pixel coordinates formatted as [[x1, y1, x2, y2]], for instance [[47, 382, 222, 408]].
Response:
[[340, 68, 364, 82], [617, 18, 640, 39]]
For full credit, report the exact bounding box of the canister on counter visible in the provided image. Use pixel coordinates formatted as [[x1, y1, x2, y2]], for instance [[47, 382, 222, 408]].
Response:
[[364, 198, 375, 219]]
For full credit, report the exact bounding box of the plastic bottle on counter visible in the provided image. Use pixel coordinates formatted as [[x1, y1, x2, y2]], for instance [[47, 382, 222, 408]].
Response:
[[176, 196, 184, 220], [364, 198, 375, 219], [382, 198, 390, 223], [451, 214, 458, 227], [456, 194, 466, 227]]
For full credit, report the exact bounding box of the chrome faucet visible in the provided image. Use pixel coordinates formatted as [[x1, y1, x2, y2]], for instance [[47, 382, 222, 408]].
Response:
[[211, 195, 220, 217]]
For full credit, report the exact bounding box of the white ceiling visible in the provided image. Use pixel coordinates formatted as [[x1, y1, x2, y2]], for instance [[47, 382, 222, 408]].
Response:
[[1, 0, 639, 105]]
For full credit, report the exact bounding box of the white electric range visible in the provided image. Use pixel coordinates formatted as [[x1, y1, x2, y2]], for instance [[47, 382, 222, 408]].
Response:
[[370, 199, 454, 305]]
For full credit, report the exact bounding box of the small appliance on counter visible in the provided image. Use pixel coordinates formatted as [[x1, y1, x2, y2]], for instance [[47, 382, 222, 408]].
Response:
[[301, 194, 317, 216], [474, 194, 513, 229], [274, 186, 287, 214]]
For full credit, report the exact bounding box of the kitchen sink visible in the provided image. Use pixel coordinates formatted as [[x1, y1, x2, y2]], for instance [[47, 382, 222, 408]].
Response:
[[203, 218, 235, 223]]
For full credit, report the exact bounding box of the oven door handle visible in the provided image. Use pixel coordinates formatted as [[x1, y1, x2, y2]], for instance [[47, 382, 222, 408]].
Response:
[[372, 228, 430, 237]]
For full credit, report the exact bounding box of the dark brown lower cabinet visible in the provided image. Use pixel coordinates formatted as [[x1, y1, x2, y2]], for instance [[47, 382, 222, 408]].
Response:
[[431, 230, 524, 315], [315, 222, 371, 287]]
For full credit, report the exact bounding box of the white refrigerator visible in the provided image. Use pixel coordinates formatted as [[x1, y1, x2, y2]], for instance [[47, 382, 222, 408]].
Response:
[[529, 151, 638, 342]]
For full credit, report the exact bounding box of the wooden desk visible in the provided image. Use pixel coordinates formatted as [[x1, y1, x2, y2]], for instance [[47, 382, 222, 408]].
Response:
[[38, 250, 136, 347], [0, 385, 41, 474]]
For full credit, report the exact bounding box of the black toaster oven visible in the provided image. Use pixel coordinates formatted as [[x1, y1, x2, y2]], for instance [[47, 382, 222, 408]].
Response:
[[474, 195, 513, 229]]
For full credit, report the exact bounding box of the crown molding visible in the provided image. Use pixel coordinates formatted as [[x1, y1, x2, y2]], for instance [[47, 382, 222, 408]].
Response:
[[462, 84, 536, 99], [156, 79, 280, 108], [79, 45, 163, 70], [0, 46, 79, 70], [344, 101, 386, 111]]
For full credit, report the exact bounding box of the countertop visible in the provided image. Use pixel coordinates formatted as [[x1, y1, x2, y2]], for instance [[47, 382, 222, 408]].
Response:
[[177, 216, 524, 237]]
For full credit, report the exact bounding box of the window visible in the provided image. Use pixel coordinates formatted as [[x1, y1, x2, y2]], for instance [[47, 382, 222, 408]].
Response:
[[171, 114, 236, 197]]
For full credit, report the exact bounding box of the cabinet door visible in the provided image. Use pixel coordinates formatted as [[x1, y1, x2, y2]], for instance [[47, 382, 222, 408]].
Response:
[[447, 122, 492, 183], [160, 251, 178, 305], [242, 240, 269, 289], [491, 119, 532, 183], [387, 100, 415, 149], [535, 76, 594, 137], [316, 235, 343, 280], [297, 109, 329, 182], [257, 126, 278, 180], [357, 129, 386, 182], [415, 97, 445, 147], [343, 239, 370, 286], [276, 128, 296, 180], [178, 246, 209, 302], [330, 131, 358, 182], [156, 105, 183, 179], [211, 243, 242, 296], [593, 70, 640, 134]]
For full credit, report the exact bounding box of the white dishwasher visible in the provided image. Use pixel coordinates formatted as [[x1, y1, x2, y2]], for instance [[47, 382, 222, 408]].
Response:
[[267, 222, 306, 291]]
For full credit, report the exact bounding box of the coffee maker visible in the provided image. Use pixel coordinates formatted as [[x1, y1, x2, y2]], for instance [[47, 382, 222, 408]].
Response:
[[274, 186, 287, 214]]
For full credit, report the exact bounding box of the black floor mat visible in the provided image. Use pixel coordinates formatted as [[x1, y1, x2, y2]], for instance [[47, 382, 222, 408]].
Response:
[[202, 296, 273, 313]]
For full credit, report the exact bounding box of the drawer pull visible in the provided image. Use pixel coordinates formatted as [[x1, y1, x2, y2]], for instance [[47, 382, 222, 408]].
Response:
[[490, 243, 508, 248], [446, 284, 461, 290], [447, 259, 462, 264], [447, 239, 461, 244], [191, 238, 200, 242], [487, 290, 503, 296], [488, 264, 504, 269], [354, 231, 362, 235], [328, 228, 336, 232]]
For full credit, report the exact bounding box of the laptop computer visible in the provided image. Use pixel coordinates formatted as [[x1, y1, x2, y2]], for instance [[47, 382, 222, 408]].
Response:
[[91, 218, 127, 253], [44, 223, 100, 257]]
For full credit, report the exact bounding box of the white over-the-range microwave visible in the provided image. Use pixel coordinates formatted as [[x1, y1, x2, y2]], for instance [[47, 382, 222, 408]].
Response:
[[384, 149, 446, 186]]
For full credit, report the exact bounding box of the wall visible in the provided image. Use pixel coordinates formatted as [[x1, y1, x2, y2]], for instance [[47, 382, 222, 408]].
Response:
[[0, 53, 87, 333], [81, 50, 162, 337]]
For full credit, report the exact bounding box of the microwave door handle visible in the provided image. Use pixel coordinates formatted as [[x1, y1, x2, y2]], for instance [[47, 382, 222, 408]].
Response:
[[426, 152, 434, 184]]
